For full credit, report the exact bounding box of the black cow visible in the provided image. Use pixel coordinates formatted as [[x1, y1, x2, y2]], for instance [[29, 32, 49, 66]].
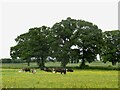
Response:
[[41, 67, 52, 72], [66, 69, 74, 72], [53, 68, 66, 74], [22, 68, 31, 72]]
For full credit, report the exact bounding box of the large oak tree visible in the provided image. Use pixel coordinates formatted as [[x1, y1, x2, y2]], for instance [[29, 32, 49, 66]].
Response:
[[51, 17, 103, 67], [101, 30, 120, 65], [10, 17, 103, 68], [10, 26, 50, 68]]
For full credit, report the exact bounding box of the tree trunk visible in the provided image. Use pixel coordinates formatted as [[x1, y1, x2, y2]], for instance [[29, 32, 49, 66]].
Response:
[[80, 44, 86, 68], [38, 57, 45, 68], [61, 61, 66, 68], [41, 57, 45, 67], [28, 62, 30, 66], [62, 64, 66, 68], [80, 58, 85, 68], [112, 61, 116, 66], [27, 58, 30, 66]]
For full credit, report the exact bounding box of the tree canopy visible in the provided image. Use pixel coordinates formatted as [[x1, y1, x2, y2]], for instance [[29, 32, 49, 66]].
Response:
[[101, 30, 120, 65], [10, 17, 120, 68], [10, 26, 51, 68], [51, 17, 103, 67]]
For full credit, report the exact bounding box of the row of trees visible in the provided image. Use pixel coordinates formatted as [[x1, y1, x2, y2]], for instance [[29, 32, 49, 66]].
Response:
[[0, 58, 24, 63], [10, 17, 120, 68]]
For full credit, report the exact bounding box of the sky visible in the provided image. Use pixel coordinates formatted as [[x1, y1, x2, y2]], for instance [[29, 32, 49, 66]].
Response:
[[0, 0, 119, 58]]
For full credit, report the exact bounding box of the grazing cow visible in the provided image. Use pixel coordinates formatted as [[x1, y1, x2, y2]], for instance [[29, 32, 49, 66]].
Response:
[[53, 68, 66, 74], [41, 67, 52, 72], [44, 67, 52, 72], [22, 68, 31, 72], [66, 69, 74, 72]]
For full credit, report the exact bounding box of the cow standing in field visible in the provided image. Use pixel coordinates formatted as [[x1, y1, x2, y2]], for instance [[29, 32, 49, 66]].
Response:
[[41, 67, 52, 72], [66, 69, 74, 72], [22, 68, 31, 72], [53, 68, 66, 74]]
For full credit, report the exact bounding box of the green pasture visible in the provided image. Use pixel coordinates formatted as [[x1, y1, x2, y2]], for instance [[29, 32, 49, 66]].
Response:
[[2, 69, 118, 88], [1, 61, 119, 88]]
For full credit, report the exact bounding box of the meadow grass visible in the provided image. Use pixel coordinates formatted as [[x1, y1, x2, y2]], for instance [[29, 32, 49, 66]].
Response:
[[1, 61, 119, 88], [2, 69, 118, 88]]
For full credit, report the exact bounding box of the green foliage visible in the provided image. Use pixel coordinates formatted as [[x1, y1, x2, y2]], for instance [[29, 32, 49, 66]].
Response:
[[51, 17, 75, 67], [10, 17, 119, 68], [10, 26, 51, 68], [51, 17, 103, 67], [73, 20, 103, 67], [28, 26, 51, 68], [101, 30, 120, 65]]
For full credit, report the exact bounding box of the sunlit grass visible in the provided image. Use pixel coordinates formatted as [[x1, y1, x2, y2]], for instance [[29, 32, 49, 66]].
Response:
[[2, 69, 118, 88]]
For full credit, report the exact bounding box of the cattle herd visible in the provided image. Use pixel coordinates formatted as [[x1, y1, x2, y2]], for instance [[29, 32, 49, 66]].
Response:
[[41, 67, 73, 74], [19, 67, 74, 74]]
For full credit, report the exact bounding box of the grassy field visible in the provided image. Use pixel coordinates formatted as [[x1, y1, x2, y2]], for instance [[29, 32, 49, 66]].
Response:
[[1, 61, 119, 88], [2, 69, 118, 88]]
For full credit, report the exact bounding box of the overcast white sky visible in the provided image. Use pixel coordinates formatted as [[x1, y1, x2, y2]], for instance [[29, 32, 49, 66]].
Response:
[[0, 0, 119, 58]]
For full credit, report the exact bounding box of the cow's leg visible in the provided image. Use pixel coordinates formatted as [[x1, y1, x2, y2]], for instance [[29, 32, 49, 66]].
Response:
[[63, 70, 66, 74]]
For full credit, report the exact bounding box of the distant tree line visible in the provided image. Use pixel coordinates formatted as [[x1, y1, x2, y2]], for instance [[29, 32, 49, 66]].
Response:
[[9, 17, 120, 68], [0, 58, 23, 63], [0, 58, 36, 63]]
